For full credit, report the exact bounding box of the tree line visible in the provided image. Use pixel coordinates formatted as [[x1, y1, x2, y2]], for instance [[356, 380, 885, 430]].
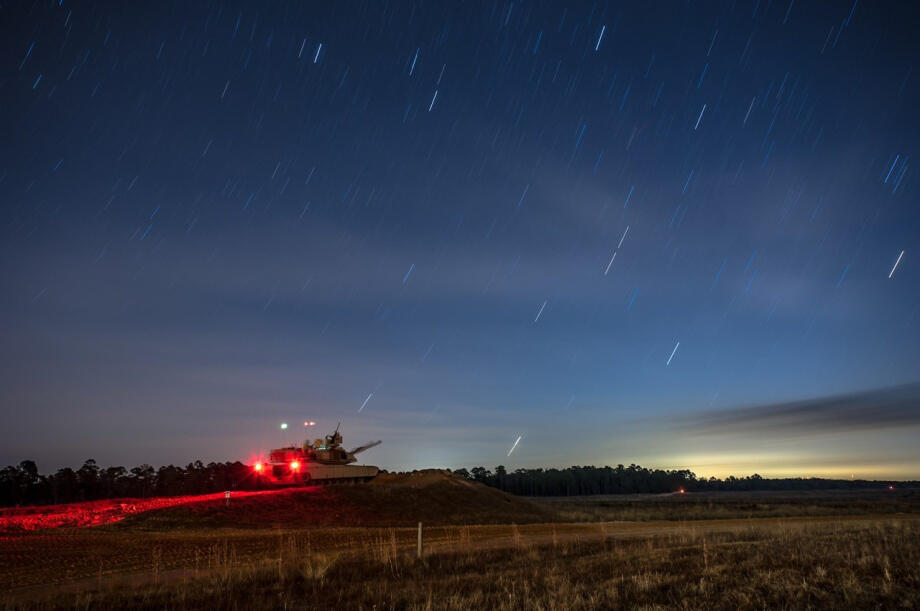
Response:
[[451, 465, 911, 496], [0, 459, 264, 507], [1, 459, 913, 507]]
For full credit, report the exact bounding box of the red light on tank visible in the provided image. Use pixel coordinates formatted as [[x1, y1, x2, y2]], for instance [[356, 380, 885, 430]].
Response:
[[254, 462, 263, 472], [290, 461, 300, 470]]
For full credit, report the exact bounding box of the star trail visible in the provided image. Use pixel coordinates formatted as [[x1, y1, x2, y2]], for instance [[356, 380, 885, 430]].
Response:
[[0, 1, 917, 478]]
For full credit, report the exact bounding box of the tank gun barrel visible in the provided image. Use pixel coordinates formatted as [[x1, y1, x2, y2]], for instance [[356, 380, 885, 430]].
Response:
[[350, 440, 382, 454]]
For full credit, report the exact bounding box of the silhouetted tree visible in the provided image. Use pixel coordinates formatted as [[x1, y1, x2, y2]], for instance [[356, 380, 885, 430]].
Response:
[[453, 465, 914, 497], [0, 459, 916, 507]]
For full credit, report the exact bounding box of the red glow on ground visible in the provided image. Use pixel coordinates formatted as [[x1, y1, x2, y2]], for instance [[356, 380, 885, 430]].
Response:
[[0, 488, 311, 533]]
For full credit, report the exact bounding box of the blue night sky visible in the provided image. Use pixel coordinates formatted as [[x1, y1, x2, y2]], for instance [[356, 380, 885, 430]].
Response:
[[1, 1, 918, 478]]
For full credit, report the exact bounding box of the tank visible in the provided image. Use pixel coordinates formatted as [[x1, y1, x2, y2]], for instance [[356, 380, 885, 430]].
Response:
[[255, 424, 381, 485]]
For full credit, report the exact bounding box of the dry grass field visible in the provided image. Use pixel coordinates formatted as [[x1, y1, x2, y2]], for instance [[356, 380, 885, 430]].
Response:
[[539, 487, 920, 522], [1, 474, 918, 609], [4, 517, 919, 610]]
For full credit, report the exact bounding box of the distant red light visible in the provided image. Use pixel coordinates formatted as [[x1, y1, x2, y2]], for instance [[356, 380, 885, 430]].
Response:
[[254, 462, 263, 472], [888, 485, 895, 491], [290, 461, 300, 470], [679, 488, 685, 494]]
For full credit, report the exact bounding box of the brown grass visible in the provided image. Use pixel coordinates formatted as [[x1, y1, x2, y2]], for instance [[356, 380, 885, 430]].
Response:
[[541, 488, 920, 522], [4, 517, 920, 609], [3, 487, 919, 609]]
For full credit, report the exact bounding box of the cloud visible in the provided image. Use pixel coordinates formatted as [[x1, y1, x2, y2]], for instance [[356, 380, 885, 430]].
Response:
[[681, 383, 920, 436]]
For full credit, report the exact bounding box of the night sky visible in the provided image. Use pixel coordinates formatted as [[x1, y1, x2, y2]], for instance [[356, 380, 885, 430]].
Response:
[[2, 1, 918, 479]]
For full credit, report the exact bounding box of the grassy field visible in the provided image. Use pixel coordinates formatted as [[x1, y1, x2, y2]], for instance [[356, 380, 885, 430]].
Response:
[[539, 488, 920, 522], [2, 479, 919, 609], [5, 517, 919, 609]]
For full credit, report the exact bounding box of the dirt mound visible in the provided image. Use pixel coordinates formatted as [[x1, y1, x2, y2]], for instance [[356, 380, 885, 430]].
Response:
[[121, 472, 557, 531], [372, 469, 475, 487]]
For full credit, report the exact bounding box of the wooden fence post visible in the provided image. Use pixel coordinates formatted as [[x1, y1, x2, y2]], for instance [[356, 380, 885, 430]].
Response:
[[417, 522, 423, 560]]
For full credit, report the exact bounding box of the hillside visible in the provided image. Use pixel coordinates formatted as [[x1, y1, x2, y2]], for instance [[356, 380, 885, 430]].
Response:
[[118, 470, 557, 530]]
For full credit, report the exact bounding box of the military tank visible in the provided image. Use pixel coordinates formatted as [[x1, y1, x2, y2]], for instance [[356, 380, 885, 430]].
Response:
[[254, 424, 381, 485]]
